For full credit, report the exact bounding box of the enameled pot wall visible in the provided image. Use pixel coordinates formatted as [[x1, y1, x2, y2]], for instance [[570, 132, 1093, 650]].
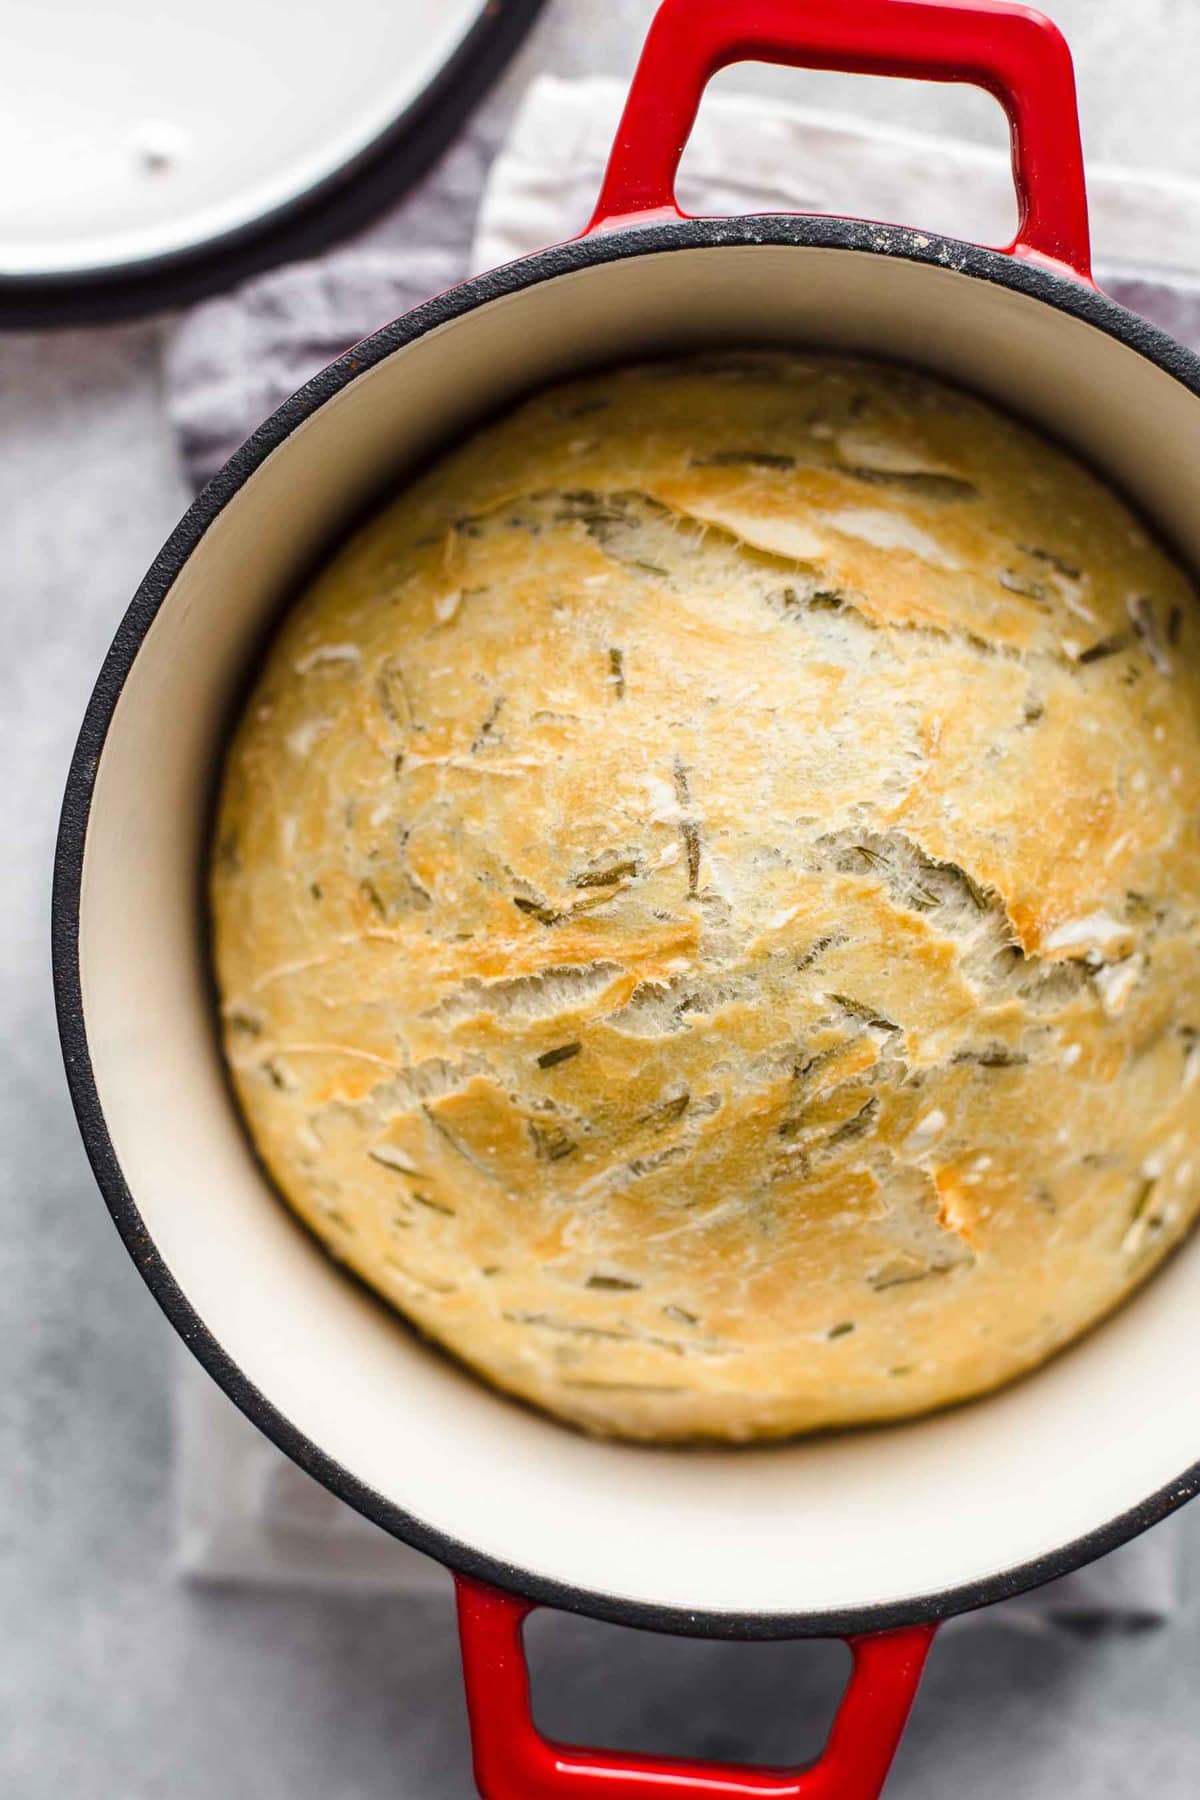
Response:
[[54, 2, 1200, 1795]]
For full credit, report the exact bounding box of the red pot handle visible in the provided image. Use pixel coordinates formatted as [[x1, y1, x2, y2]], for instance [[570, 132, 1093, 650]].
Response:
[[587, 0, 1091, 282], [456, 1576, 938, 1800]]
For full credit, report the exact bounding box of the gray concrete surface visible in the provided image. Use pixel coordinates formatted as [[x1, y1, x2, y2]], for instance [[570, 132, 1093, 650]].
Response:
[[4, 2, 1200, 1795]]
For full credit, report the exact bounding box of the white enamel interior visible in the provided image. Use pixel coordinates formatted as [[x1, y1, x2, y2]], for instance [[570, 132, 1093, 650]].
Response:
[[78, 243, 1200, 1622], [0, 0, 487, 277]]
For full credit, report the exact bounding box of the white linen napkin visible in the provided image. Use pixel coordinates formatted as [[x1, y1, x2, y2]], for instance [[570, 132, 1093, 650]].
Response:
[[168, 75, 1197, 1622]]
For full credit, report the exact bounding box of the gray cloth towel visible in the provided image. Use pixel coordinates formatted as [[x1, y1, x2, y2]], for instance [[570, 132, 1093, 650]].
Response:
[[166, 75, 1198, 1621]]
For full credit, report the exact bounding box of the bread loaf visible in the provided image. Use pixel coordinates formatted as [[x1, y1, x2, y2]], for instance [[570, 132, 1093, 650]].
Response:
[[212, 352, 1200, 1441]]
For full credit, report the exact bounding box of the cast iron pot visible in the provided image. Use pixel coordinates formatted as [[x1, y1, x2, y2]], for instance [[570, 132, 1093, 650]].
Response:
[[53, 1, 1200, 1794]]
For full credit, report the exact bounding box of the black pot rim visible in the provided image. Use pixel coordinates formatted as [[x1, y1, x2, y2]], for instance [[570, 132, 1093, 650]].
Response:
[[52, 212, 1200, 1641], [0, 0, 545, 330]]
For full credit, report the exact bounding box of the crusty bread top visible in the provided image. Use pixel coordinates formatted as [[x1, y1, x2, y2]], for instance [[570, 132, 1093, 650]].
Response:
[[212, 353, 1200, 1441]]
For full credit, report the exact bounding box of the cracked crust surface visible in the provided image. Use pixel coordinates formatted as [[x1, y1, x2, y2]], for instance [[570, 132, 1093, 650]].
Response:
[[212, 352, 1200, 1441]]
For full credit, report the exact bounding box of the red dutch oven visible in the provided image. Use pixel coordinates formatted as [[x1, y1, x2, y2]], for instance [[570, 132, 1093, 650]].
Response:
[[54, 2, 1200, 1796]]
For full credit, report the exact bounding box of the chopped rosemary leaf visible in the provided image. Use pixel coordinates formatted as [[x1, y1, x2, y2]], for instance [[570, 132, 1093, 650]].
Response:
[[627, 1144, 689, 1179], [368, 1144, 424, 1176], [848, 468, 977, 501], [952, 1045, 1029, 1067], [537, 1041, 582, 1069], [848, 843, 885, 870], [826, 1096, 878, 1147], [954, 864, 989, 911], [504, 1312, 682, 1351], [528, 1122, 578, 1162], [690, 449, 796, 469], [869, 1264, 951, 1292], [513, 895, 564, 926], [377, 659, 415, 730], [1077, 631, 1131, 664], [471, 694, 506, 752], [411, 1191, 457, 1217], [1129, 1175, 1158, 1225], [1023, 545, 1081, 580], [793, 1045, 838, 1082], [608, 646, 626, 698], [1129, 594, 1172, 673], [999, 568, 1048, 602], [682, 820, 701, 896], [574, 860, 638, 888], [640, 1090, 691, 1128], [828, 992, 900, 1033], [586, 1274, 641, 1291], [569, 887, 627, 915], [796, 932, 845, 971], [827, 1321, 856, 1339], [556, 488, 628, 528]]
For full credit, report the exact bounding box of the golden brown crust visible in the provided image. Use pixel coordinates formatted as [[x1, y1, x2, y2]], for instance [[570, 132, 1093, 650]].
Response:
[[212, 352, 1200, 1441]]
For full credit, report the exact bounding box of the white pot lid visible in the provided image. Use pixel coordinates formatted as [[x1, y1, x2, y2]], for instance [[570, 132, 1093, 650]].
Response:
[[0, 0, 542, 322]]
